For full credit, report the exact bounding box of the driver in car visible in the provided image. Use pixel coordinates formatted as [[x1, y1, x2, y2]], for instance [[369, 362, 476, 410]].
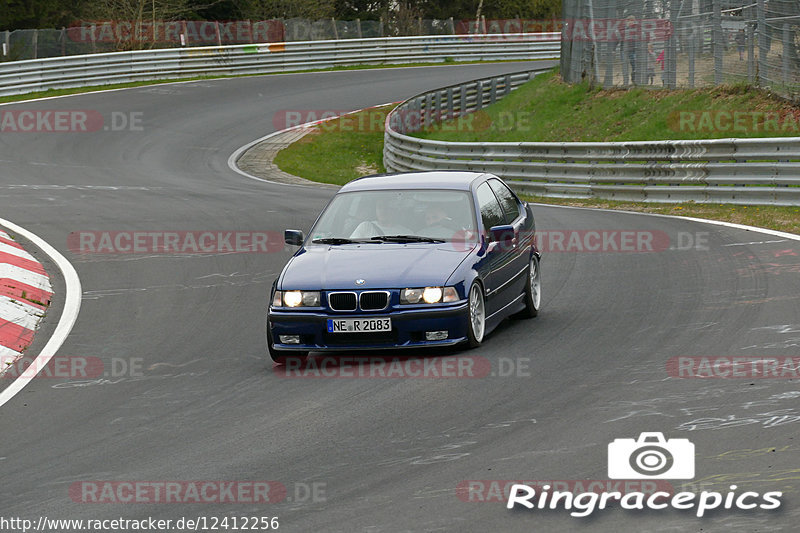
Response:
[[350, 198, 413, 238]]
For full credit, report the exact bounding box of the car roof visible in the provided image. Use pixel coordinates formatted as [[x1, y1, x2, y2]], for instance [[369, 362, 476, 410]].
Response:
[[340, 171, 489, 192]]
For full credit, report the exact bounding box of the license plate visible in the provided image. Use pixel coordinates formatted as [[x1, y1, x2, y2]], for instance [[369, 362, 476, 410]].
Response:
[[327, 317, 392, 333]]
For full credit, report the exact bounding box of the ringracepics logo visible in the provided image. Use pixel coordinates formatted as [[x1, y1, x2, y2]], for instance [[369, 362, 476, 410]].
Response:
[[507, 432, 783, 517], [608, 432, 694, 479]]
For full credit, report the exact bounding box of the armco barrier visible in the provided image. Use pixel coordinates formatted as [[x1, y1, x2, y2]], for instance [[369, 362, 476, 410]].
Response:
[[0, 33, 560, 97], [383, 68, 800, 206]]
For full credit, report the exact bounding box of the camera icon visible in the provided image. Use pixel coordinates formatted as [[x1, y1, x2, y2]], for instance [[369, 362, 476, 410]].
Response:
[[608, 432, 695, 479]]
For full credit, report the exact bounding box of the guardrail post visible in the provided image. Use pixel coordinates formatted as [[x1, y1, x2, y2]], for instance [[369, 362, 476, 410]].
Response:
[[666, 0, 679, 88], [356, 19, 362, 38], [489, 78, 498, 105], [475, 81, 483, 110], [434, 90, 442, 122], [60, 27, 66, 56], [503, 74, 511, 97], [757, 0, 767, 86], [459, 84, 466, 117], [688, 27, 696, 88], [32, 29, 38, 60], [215, 22, 222, 46], [332, 18, 339, 40], [782, 24, 790, 86], [712, 0, 723, 85], [747, 22, 755, 82], [448, 17, 455, 34], [2, 31, 8, 60], [424, 93, 432, 128], [446, 87, 454, 120]]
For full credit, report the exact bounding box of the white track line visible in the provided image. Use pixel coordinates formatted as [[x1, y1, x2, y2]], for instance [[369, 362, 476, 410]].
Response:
[[0, 218, 81, 408], [530, 203, 800, 242], [228, 102, 396, 188]]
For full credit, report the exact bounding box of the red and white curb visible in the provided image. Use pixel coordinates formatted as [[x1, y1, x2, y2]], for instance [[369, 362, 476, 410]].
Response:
[[0, 217, 80, 408], [0, 228, 53, 369]]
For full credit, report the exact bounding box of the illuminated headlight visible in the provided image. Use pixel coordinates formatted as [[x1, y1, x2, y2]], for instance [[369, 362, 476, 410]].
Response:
[[401, 287, 459, 304], [273, 290, 321, 308]]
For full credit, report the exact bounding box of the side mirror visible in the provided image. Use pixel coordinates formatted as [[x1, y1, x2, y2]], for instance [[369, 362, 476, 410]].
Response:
[[489, 224, 514, 243], [284, 229, 304, 246]]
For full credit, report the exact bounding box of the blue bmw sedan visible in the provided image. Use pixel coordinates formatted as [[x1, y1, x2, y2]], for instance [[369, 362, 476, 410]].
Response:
[[267, 171, 541, 362]]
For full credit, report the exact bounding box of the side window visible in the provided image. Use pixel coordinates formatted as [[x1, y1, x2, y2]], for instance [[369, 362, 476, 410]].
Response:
[[489, 179, 521, 224], [476, 182, 505, 231]]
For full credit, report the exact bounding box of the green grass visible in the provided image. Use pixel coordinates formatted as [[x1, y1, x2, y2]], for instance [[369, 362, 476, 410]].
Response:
[[0, 59, 549, 105], [414, 70, 800, 142], [273, 104, 393, 186]]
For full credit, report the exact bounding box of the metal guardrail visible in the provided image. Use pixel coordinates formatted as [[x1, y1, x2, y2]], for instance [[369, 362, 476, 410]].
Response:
[[0, 33, 560, 97], [383, 68, 800, 206]]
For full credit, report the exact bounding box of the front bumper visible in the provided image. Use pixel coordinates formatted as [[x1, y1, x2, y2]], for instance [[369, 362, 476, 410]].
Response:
[[268, 302, 469, 351]]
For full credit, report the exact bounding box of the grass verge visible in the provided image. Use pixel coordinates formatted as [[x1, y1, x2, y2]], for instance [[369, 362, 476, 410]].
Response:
[[414, 69, 800, 142], [273, 104, 394, 186], [273, 92, 800, 235]]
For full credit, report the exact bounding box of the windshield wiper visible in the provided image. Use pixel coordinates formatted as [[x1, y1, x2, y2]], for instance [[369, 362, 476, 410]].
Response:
[[311, 237, 359, 245], [370, 235, 445, 243]]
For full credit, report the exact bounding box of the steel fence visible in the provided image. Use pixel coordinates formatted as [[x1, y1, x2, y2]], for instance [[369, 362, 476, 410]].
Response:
[[0, 34, 561, 97], [0, 17, 556, 62], [384, 68, 800, 206], [560, 0, 800, 102]]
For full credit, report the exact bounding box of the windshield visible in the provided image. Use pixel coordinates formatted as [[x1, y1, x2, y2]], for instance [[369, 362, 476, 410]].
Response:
[[309, 189, 478, 243]]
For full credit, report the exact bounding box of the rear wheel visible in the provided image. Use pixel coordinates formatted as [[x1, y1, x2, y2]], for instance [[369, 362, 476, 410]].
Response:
[[267, 320, 308, 364], [516, 255, 541, 318], [466, 282, 485, 348]]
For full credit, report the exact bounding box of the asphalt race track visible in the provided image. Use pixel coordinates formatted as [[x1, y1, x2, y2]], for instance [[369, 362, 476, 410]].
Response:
[[1, 61, 799, 532]]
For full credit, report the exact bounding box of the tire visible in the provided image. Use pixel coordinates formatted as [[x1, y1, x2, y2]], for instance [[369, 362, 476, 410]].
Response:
[[466, 281, 486, 348], [267, 320, 308, 364], [516, 255, 541, 319]]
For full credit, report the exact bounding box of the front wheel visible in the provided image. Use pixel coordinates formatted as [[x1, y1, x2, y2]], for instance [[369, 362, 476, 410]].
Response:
[[267, 320, 308, 364], [516, 255, 541, 319], [466, 282, 486, 348]]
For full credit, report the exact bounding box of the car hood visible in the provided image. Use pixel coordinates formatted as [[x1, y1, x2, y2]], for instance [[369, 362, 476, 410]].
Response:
[[280, 243, 475, 290]]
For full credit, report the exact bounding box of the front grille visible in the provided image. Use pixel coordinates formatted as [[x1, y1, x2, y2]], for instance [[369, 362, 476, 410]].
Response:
[[359, 291, 389, 311], [328, 292, 357, 311]]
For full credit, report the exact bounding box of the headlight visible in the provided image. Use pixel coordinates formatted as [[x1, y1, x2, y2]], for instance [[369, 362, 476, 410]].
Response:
[[401, 287, 459, 304], [272, 290, 321, 308], [422, 287, 442, 304]]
